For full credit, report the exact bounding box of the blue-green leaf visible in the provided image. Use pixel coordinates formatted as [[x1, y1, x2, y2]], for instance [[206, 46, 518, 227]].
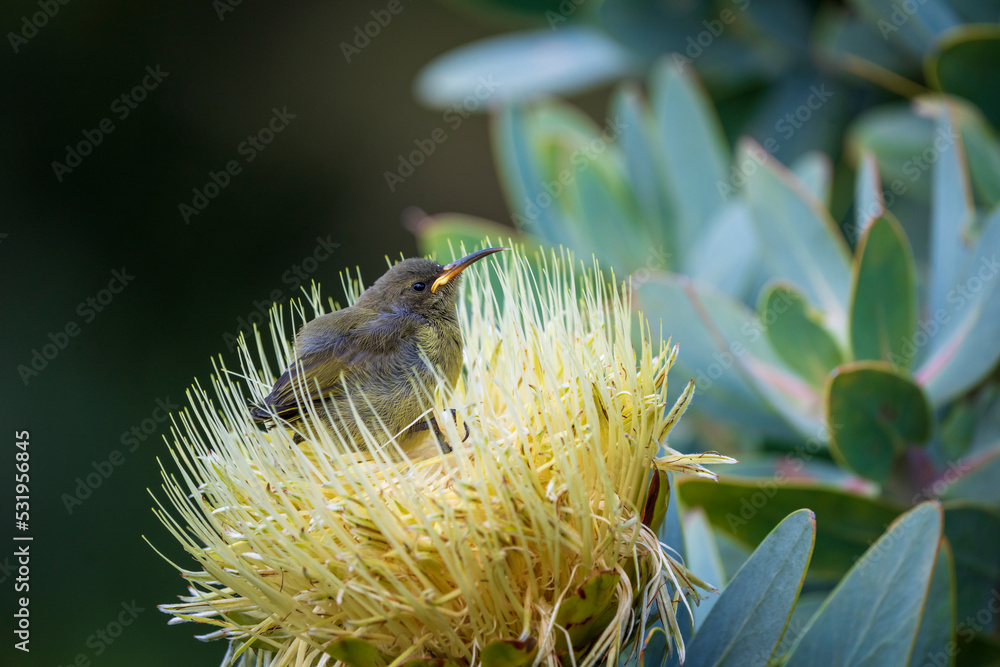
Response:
[[685, 509, 816, 667], [682, 508, 727, 632], [849, 214, 918, 368], [926, 103, 976, 320], [784, 502, 943, 666], [414, 27, 636, 109], [791, 152, 833, 208], [853, 150, 885, 246], [908, 542, 956, 667], [759, 282, 844, 386], [916, 204, 1000, 404], [741, 138, 853, 328], [651, 61, 730, 256]]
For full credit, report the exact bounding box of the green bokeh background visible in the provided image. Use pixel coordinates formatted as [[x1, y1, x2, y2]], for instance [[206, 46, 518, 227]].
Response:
[[0, 2, 585, 665]]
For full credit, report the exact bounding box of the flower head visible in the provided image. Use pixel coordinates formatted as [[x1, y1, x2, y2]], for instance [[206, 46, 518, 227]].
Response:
[[154, 249, 734, 667]]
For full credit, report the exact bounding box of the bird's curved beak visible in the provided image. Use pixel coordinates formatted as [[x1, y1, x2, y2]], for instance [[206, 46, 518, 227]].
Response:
[[431, 247, 507, 293]]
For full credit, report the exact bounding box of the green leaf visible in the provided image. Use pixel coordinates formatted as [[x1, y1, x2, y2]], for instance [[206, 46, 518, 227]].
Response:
[[557, 139, 649, 274], [326, 637, 379, 667], [784, 502, 944, 667], [682, 508, 727, 632], [926, 103, 976, 322], [413, 213, 537, 262], [686, 201, 760, 299], [611, 83, 679, 271], [926, 25, 1000, 129], [741, 138, 853, 326], [849, 214, 918, 368], [942, 501, 1000, 621], [848, 0, 960, 56], [814, 10, 920, 98], [414, 27, 635, 108], [847, 103, 936, 197], [685, 510, 815, 667], [791, 152, 833, 208], [908, 542, 956, 667], [635, 273, 818, 439], [481, 638, 537, 667], [950, 99, 1000, 210], [826, 361, 933, 483], [916, 203, 1000, 404], [852, 150, 885, 246], [676, 477, 903, 580], [651, 61, 730, 255], [942, 444, 1000, 507], [759, 282, 844, 386]]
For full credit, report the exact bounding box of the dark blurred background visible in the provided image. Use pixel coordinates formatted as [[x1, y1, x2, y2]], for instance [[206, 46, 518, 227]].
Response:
[[0, 2, 568, 665]]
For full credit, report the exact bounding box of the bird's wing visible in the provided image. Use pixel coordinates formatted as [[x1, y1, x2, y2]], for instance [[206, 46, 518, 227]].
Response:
[[251, 308, 423, 421]]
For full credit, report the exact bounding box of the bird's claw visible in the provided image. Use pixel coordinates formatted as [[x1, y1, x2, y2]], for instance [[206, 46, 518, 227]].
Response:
[[409, 409, 469, 452]]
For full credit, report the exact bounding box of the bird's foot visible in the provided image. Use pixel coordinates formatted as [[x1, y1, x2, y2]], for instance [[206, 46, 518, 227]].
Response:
[[408, 409, 469, 453]]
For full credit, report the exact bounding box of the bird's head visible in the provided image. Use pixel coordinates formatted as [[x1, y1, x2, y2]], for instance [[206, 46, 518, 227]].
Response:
[[356, 247, 506, 318]]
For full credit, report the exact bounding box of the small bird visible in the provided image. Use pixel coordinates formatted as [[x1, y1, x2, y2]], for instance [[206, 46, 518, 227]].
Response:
[[250, 247, 506, 449]]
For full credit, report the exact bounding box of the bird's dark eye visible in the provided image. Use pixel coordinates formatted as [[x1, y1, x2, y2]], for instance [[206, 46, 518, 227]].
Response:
[[412, 282, 426, 292]]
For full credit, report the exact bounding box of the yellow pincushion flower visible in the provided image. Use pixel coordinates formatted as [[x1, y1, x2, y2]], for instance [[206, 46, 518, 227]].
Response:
[[152, 249, 734, 667]]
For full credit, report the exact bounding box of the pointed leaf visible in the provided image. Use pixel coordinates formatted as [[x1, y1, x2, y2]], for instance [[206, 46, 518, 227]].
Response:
[[741, 138, 853, 327], [853, 150, 885, 246], [651, 61, 730, 254], [826, 361, 933, 483], [611, 83, 679, 270], [942, 443, 1000, 507], [927, 103, 976, 320], [784, 502, 944, 667], [908, 542, 956, 667], [847, 103, 936, 199], [676, 478, 903, 579], [685, 509, 815, 667], [942, 502, 1000, 621], [849, 214, 918, 368], [791, 152, 833, 207], [635, 273, 818, 439], [917, 204, 1000, 404], [759, 282, 844, 386], [686, 200, 760, 298], [682, 509, 726, 632]]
